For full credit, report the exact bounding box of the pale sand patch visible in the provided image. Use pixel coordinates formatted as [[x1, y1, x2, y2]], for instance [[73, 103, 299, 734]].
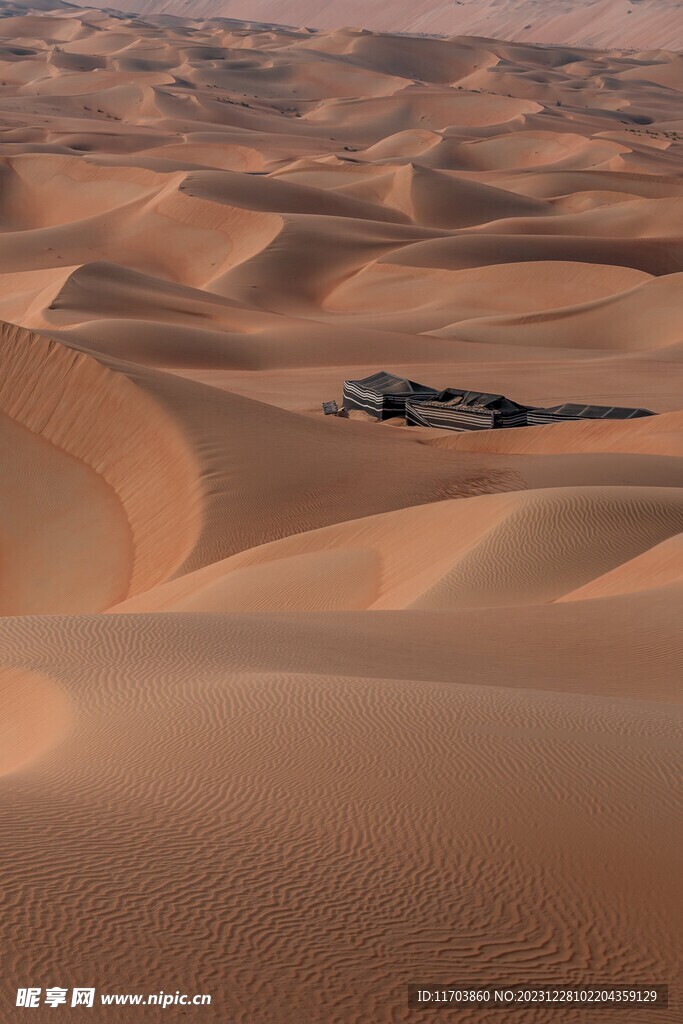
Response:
[[0, 667, 71, 776]]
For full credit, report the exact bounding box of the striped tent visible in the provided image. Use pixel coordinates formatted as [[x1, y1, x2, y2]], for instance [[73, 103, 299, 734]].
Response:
[[343, 371, 438, 421], [527, 402, 654, 426], [406, 388, 529, 431]]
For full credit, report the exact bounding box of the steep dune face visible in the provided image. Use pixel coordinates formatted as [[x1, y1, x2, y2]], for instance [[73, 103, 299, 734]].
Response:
[[0, 8, 681, 1024], [0, 407, 132, 615], [0, 322, 201, 611]]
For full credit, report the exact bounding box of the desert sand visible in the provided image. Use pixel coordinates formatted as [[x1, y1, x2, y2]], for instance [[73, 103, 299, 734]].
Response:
[[0, 3, 681, 1021], [65, 0, 683, 50]]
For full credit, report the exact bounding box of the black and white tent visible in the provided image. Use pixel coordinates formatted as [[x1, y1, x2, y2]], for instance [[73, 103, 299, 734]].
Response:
[[343, 371, 438, 421], [406, 388, 530, 431], [527, 402, 654, 426]]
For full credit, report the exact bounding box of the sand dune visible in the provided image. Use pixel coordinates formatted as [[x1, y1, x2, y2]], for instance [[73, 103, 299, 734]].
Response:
[[0, 321, 529, 587], [339, 162, 553, 228], [559, 532, 683, 601], [0, 7, 681, 1024], [426, 409, 683, 457], [0, 321, 201, 612], [383, 231, 683, 277], [324, 259, 649, 334], [433, 272, 683, 351], [63, 0, 683, 49], [111, 486, 683, 613], [1, 609, 680, 1024]]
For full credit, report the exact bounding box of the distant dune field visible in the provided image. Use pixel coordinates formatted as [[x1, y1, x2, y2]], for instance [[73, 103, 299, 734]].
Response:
[[63, 0, 683, 50], [0, 3, 681, 1022]]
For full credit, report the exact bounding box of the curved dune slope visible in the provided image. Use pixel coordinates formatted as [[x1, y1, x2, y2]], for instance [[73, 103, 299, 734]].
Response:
[[324, 259, 649, 334], [0, 321, 200, 612], [353, 162, 552, 228], [558, 532, 683, 602], [433, 272, 683, 351], [108, 355, 525, 575], [0, 154, 283, 289], [111, 486, 683, 613], [0, 407, 132, 614]]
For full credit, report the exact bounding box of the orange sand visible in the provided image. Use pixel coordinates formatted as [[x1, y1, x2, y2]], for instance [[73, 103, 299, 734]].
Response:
[[0, 6, 681, 1023], [65, 0, 683, 49]]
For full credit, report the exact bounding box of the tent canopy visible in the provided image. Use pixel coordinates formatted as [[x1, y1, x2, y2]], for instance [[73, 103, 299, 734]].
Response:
[[543, 403, 654, 420], [348, 371, 437, 397], [427, 388, 528, 414]]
